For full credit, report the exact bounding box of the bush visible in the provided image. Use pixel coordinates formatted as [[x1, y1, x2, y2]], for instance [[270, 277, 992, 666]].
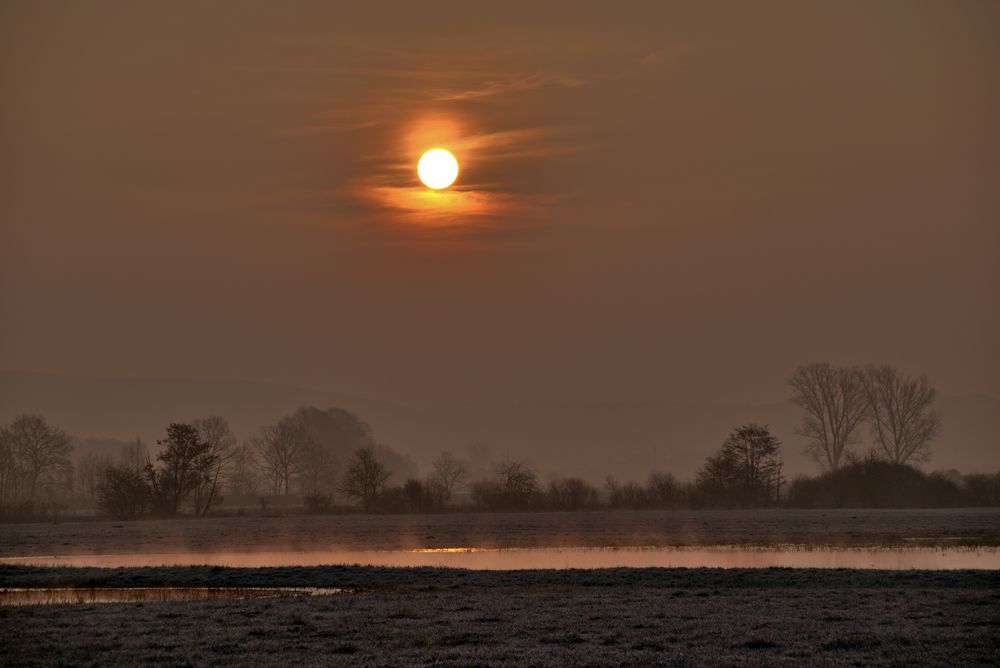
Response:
[[470, 461, 542, 511], [787, 460, 963, 508], [962, 473, 1000, 506], [96, 465, 150, 520], [546, 478, 600, 510], [303, 493, 334, 513], [605, 473, 687, 509]]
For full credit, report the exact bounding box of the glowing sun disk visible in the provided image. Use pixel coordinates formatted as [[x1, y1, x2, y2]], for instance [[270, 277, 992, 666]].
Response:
[[417, 148, 459, 189]]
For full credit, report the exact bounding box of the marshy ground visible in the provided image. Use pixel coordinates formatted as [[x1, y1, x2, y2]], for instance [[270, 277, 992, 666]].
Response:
[[3, 508, 999, 557], [2, 509, 998, 665], [2, 566, 999, 666]]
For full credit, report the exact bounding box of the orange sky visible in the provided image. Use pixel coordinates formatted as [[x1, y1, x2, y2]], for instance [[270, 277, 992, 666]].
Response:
[[1, 1, 998, 407]]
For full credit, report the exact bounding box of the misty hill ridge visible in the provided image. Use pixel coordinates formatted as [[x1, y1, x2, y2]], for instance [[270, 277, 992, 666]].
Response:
[[1, 370, 997, 480]]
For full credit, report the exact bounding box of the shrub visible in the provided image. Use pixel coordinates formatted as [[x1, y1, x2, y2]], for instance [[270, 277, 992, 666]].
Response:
[[303, 493, 334, 513], [96, 465, 150, 520], [787, 459, 963, 508]]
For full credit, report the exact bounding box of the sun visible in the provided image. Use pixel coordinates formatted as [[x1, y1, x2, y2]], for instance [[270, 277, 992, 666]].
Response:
[[417, 148, 459, 189]]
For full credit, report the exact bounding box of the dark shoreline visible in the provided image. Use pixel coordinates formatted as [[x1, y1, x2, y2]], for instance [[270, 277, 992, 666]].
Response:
[[3, 563, 999, 589]]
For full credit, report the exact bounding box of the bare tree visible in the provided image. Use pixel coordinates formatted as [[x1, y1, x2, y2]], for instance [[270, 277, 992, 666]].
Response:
[[227, 442, 260, 496], [788, 363, 869, 471], [495, 460, 539, 496], [251, 416, 309, 495], [547, 477, 600, 510], [77, 452, 114, 499], [0, 414, 73, 509], [430, 451, 468, 503], [293, 406, 383, 497], [340, 446, 391, 510], [646, 472, 682, 508], [862, 365, 941, 465], [191, 416, 237, 516], [298, 436, 340, 497], [119, 438, 148, 473], [696, 424, 782, 507]]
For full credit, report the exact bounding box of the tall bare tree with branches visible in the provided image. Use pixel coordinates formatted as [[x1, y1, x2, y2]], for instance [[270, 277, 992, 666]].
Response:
[[0, 414, 73, 510], [862, 365, 941, 465], [251, 416, 310, 496], [340, 446, 391, 510], [788, 363, 869, 471], [430, 451, 468, 504], [227, 442, 260, 496], [191, 416, 237, 516]]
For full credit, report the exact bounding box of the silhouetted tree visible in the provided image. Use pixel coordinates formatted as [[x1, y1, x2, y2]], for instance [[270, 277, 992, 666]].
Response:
[[251, 415, 309, 495], [695, 424, 782, 507], [295, 407, 376, 496], [430, 451, 468, 504], [862, 365, 941, 465], [191, 416, 236, 516], [605, 476, 644, 509], [96, 464, 150, 519], [471, 460, 541, 511], [547, 477, 600, 510], [0, 414, 73, 512], [788, 363, 868, 471], [76, 452, 114, 499], [227, 442, 260, 496], [403, 478, 447, 512], [646, 472, 684, 508], [340, 446, 391, 511], [146, 423, 217, 516], [604, 472, 684, 509], [497, 460, 539, 497]]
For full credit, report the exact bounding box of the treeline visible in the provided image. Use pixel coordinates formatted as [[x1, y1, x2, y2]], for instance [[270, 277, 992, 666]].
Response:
[[0, 408, 419, 520], [1, 360, 997, 519], [788, 459, 1000, 508]]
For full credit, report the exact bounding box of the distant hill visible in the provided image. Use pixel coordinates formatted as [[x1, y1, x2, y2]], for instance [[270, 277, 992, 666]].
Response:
[[1, 370, 997, 481]]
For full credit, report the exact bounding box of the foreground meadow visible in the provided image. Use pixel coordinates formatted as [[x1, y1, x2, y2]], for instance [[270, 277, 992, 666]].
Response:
[[2, 566, 998, 666], [3, 510, 997, 665]]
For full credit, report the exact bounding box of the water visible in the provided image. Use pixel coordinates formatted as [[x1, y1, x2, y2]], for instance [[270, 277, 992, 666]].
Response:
[[2, 545, 997, 570], [0, 586, 345, 606]]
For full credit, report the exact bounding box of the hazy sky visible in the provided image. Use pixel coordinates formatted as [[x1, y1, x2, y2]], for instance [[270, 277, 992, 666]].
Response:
[[2, 1, 997, 407]]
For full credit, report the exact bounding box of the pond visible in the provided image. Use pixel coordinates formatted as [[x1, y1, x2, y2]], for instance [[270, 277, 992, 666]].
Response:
[[2, 545, 997, 570]]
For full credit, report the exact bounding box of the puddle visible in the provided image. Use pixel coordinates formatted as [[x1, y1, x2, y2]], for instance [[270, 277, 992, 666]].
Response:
[[2, 546, 998, 570], [0, 586, 345, 606]]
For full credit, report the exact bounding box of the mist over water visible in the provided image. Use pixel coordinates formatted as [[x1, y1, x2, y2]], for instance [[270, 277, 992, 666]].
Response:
[[3, 546, 998, 571]]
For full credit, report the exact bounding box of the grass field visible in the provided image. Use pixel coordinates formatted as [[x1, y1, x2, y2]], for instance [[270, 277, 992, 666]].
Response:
[[2, 509, 998, 665], [2, 566, 999, 666]]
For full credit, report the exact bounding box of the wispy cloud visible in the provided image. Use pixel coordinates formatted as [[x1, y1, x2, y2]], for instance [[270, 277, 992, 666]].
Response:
[[434, 73, 586, 102], [270, 36, 663, 239]]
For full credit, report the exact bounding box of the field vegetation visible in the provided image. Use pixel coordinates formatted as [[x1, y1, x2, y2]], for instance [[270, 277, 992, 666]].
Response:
[[2, 565, 998, 666]]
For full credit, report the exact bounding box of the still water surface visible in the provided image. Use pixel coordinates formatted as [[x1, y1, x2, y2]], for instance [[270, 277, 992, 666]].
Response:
[[2, 546, 997, 570]]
